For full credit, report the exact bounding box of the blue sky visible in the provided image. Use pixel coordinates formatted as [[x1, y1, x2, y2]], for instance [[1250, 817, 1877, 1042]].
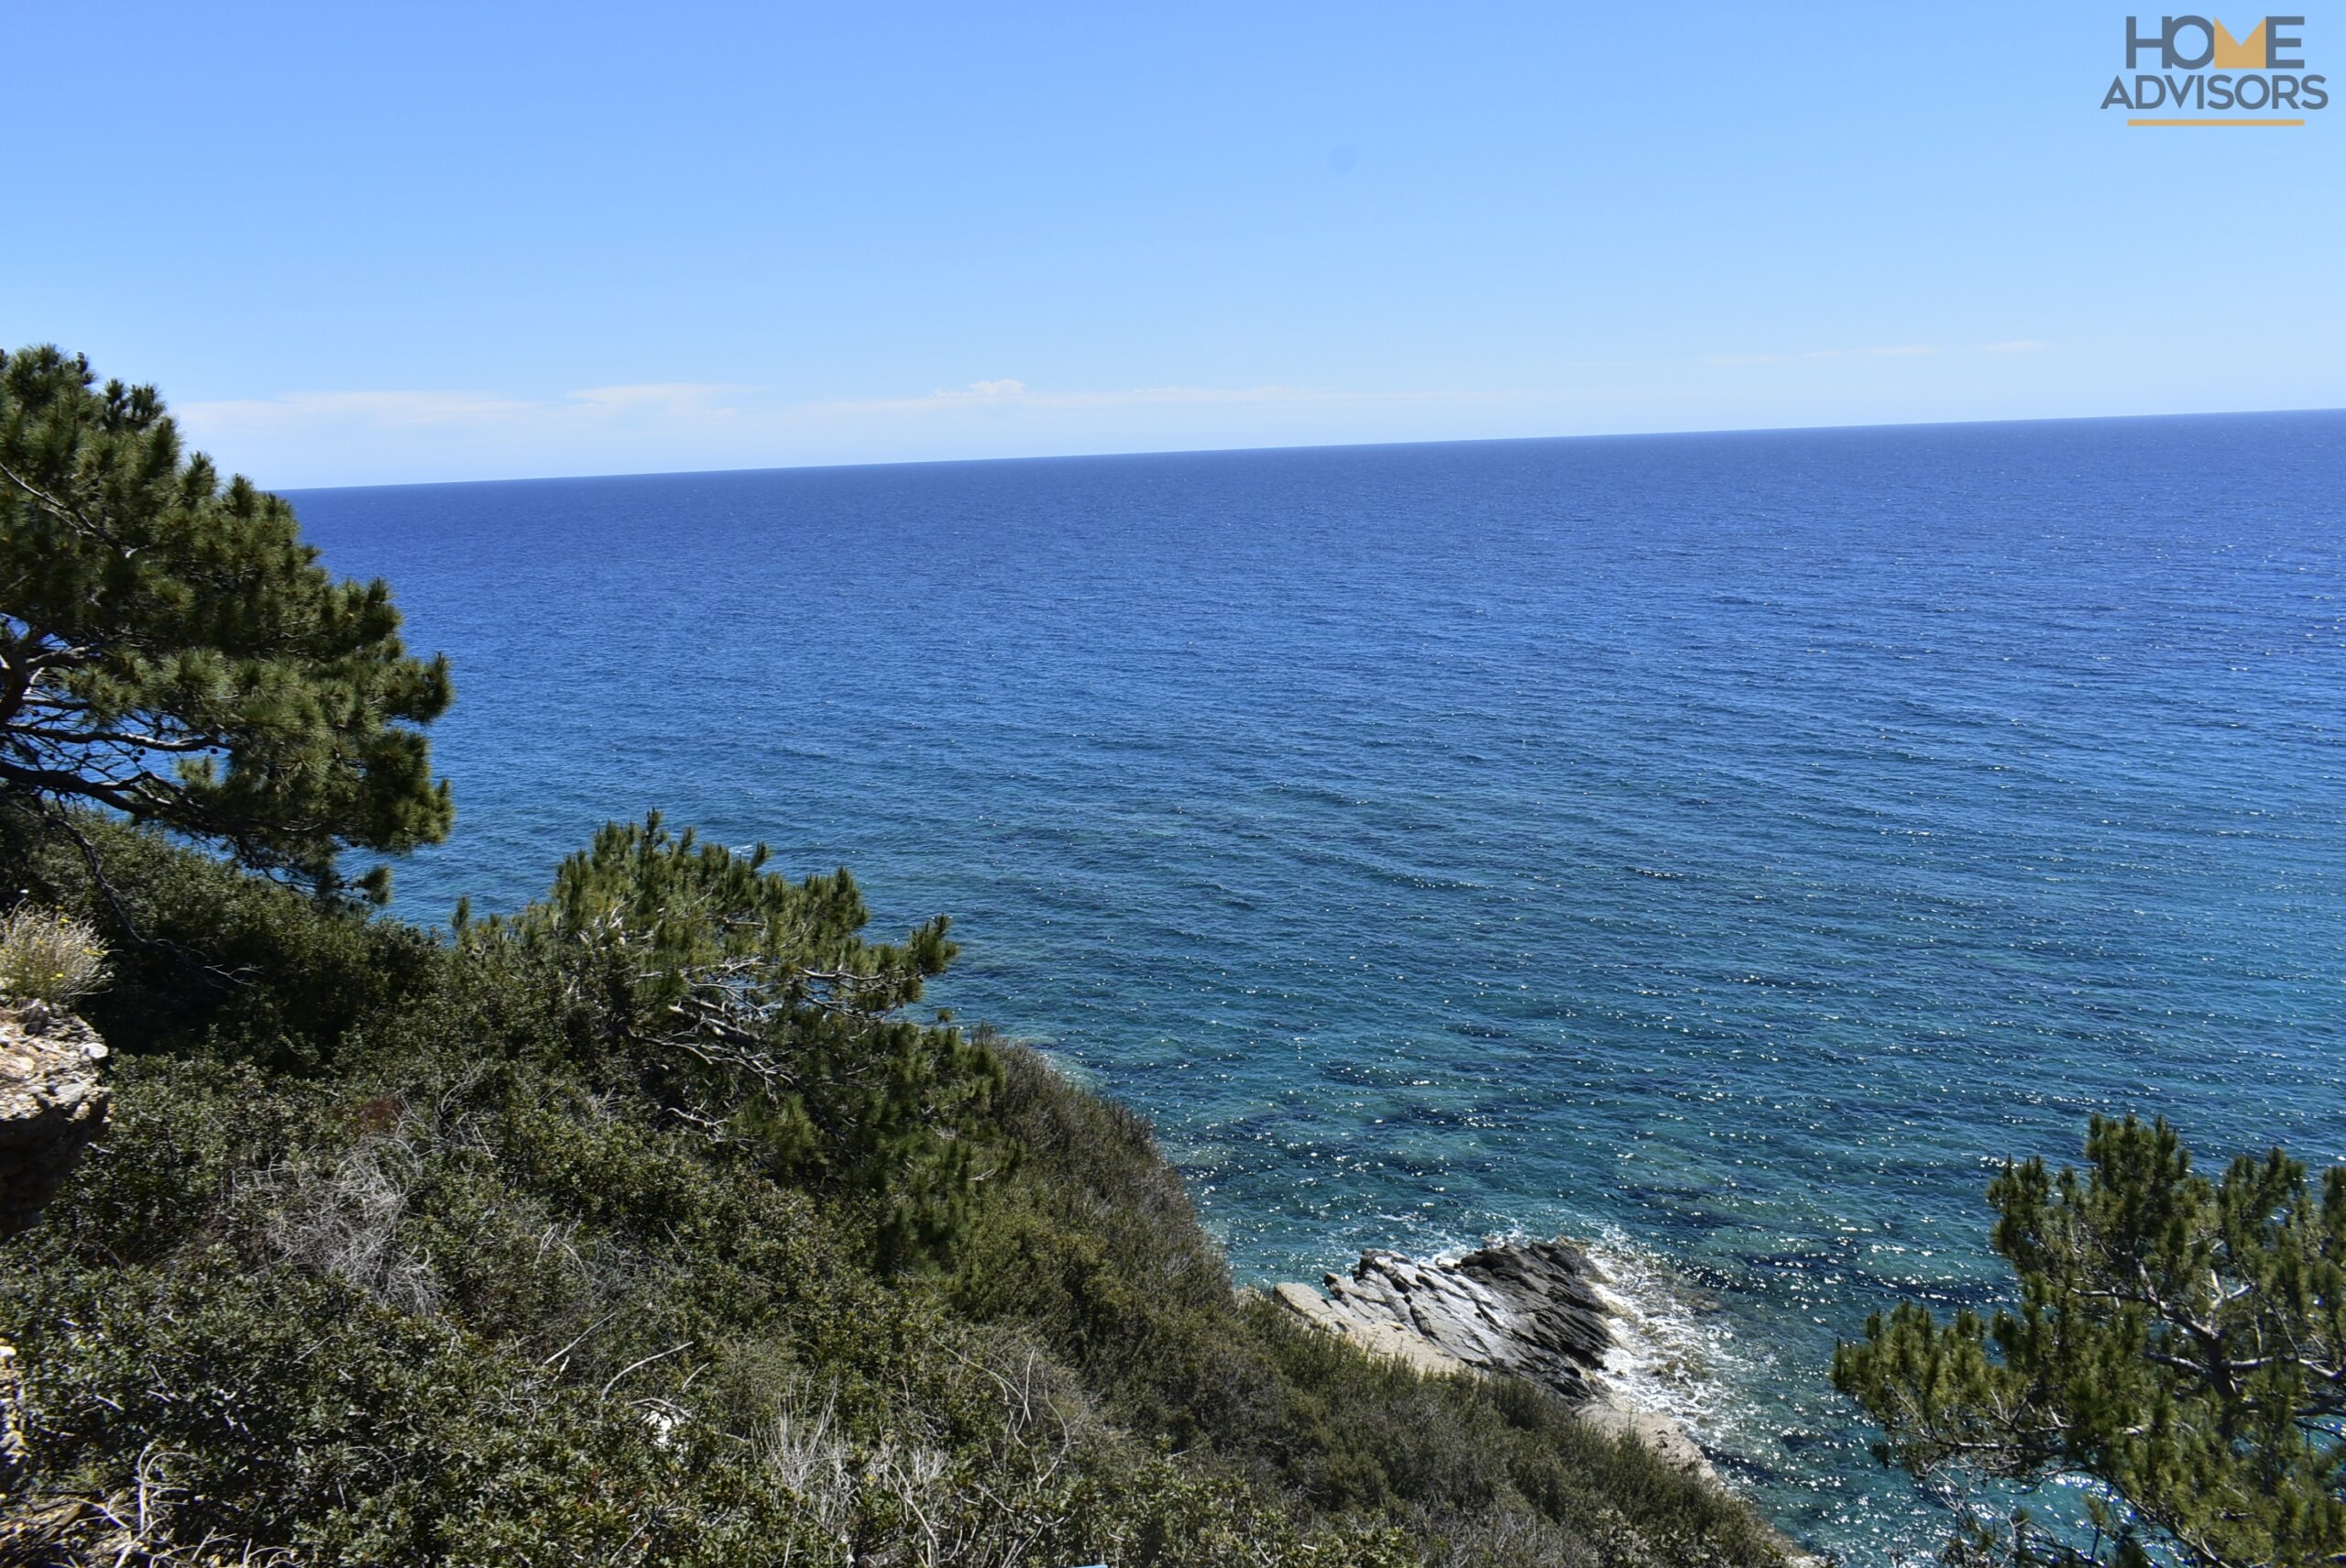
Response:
[[8, 2, 2340, 486]]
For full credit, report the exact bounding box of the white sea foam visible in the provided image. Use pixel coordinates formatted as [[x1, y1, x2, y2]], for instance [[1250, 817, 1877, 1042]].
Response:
[[1394, 1222, 1757, 1456], [1581, 1228, 1758, 1456]]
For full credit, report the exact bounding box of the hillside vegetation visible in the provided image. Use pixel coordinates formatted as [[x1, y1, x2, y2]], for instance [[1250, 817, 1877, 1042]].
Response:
[[0, 810, 1785, 1567]]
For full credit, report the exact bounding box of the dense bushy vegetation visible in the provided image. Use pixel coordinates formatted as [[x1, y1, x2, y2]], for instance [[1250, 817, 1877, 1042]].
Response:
[[0, 810, 1785, 1567]]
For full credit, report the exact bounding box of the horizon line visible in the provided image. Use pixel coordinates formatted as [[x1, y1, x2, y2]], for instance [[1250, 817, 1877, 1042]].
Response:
[[279, 401, 2346, 497]]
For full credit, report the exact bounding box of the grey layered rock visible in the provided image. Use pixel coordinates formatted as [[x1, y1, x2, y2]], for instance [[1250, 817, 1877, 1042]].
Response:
[[0, 998, 111, 1238], [1273, 1237, 1714, 1477]]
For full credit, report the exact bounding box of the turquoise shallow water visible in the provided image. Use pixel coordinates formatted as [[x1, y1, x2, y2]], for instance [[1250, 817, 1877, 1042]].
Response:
[[291, 414, 2346, 1559]]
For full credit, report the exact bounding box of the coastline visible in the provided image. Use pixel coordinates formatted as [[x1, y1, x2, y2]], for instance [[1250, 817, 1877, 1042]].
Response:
[[1269, 1234, 1820, 1560], [1269, 1237, 1712, 1473]]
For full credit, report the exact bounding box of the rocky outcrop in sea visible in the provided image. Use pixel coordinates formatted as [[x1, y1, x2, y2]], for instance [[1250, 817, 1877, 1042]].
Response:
[[1272, 1236, 1714, 1476]]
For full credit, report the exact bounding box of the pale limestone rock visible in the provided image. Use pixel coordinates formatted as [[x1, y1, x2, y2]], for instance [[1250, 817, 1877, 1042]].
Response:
[[0, 998, 111, 1238], [1272, 1237, 1718, 1484]]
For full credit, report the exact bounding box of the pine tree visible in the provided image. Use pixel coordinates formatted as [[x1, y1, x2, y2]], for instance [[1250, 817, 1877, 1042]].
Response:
[[1834, 1114, 2346, 1566], [0, 345, 451, 899], [491, 813, 1004, 1266]]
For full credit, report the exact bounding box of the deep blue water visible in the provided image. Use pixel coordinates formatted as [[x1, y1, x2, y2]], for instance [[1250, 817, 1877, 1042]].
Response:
[[292, 414, 2346, 1560]]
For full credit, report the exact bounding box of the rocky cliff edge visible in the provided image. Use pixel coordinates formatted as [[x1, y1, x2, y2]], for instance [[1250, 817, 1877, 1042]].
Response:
[[1, 998, 110, 1239]]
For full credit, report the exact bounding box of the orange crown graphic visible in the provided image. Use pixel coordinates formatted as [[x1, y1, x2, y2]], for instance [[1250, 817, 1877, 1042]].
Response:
[[2212, 17, 2268, 69]]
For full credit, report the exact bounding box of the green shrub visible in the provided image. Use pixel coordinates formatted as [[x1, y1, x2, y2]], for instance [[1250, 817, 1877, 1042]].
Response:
[[486, 813, 1009, 1268]]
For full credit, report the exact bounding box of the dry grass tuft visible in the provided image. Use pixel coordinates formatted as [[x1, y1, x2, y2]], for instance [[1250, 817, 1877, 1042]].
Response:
[[0, 903, 110, 1006]]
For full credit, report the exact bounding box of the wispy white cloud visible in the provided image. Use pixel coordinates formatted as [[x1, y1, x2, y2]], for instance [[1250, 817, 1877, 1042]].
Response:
[[174, 376, 1527, 485], [1804, 344, 1939, 361], [807, 378, 1377, 418], [184, 382, 752, 434], [1705, 342, 2053, 368], [565, 382, 755, 414], [1705, 344, 1941, 367], [178, 358, 2077, 490], [185, 377, 1442, 444], [184, 389, 541, 430]]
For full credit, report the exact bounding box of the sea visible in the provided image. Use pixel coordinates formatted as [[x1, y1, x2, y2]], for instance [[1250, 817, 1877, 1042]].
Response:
[[291, 412, 2346, 1561]]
